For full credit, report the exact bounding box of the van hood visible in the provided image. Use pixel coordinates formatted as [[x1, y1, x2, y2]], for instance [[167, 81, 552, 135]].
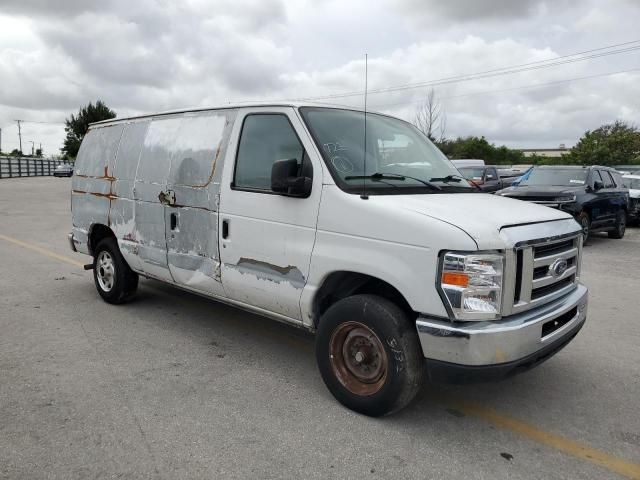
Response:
[[374, 192, 573, 248]]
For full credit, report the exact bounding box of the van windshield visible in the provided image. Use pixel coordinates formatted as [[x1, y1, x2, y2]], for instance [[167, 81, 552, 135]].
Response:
[[300, 107, 473, 194]]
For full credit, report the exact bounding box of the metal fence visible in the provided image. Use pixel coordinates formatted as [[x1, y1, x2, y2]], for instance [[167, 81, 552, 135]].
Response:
[[0, 157, 72, 179]]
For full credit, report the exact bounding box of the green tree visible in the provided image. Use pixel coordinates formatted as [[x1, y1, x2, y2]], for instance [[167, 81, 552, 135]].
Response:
[[62, 100, 116, 158], [437, 136, 524, 165], [567, 120, 640, 166]]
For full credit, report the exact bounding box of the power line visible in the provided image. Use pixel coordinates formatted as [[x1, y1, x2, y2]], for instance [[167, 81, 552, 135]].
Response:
[[342, 39, 640, 96], [285, 40, 640, 102], [14, 120, 65, 125], [368, 67, 640, 109]]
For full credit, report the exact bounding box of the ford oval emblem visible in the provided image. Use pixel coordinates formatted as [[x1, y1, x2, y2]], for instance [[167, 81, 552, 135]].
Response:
[[549, 258, 568, 278]]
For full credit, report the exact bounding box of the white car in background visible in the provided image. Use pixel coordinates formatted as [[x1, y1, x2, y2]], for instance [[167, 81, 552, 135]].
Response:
[[622, 174, 640, 223]]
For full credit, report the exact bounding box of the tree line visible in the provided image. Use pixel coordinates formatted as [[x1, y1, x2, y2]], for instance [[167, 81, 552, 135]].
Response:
[[412, 88, 640, 166]]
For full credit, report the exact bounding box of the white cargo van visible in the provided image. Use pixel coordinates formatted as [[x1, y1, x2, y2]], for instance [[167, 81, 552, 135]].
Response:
[[69, 103, 588, 416]]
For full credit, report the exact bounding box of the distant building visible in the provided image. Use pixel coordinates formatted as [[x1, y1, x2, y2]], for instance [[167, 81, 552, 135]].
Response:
[[516, 144, 570, 158]]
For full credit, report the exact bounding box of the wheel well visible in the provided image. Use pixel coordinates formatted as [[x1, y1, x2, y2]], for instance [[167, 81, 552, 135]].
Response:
[[312, 271, 416, 327], [88, 224, 115, 255]]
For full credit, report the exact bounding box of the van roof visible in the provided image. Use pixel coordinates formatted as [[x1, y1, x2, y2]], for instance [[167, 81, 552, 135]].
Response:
[[89, 101, 372, 127]]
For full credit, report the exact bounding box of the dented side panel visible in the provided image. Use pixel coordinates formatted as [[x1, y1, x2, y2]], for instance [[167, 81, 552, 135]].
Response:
[[164, 110, 235, 295], [71, 125, 124, 255]]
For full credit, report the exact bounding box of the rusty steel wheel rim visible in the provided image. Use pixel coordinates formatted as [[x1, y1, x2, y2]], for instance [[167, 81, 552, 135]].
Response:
[[329, 321, 388, 396]]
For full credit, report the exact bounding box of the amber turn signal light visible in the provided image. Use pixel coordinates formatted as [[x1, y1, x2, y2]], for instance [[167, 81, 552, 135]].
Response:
[[441, 272, 469, 288]]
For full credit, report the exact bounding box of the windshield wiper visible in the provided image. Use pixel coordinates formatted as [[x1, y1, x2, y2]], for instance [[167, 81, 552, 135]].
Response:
[[345, 172, 441, 190], [429, 174, 464, 183], [431, 174, 481, 190]]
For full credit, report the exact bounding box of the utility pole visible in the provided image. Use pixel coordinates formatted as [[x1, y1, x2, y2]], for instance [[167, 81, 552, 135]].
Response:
[[29, 141, 35, 156], [0, 127, 2, 154], [15, 120, 23, 154]]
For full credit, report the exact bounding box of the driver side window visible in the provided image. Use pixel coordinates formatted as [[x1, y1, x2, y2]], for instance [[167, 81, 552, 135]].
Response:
[[233, 114, 304, 192]]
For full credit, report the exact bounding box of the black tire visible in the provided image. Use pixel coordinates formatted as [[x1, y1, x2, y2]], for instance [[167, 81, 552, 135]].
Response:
[[608, 209, 626, 239], [577, 211, 590, 244], [93, 237, 138, 304], [315, 294, 424, 417]]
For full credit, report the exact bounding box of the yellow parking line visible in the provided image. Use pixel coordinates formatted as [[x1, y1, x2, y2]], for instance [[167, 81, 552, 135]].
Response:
[[2, 232, 639, 479], [447, 400, 640, 480], [0, 233, 85, 268]]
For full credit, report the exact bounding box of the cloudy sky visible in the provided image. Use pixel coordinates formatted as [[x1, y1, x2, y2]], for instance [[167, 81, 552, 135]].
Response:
[[1, 0, 639, 156]]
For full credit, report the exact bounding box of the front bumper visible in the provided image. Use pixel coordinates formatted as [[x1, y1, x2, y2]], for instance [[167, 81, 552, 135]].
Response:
[[416, 283, 588, 382], [68, 232, 78, 252]]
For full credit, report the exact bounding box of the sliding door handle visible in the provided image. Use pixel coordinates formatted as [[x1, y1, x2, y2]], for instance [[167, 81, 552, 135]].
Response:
[[222, 219, 229, 239], [170, 212, 178, 230]]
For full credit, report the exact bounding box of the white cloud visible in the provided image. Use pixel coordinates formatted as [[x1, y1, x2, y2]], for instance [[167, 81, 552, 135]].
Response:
[[0, 0, 638, 155]]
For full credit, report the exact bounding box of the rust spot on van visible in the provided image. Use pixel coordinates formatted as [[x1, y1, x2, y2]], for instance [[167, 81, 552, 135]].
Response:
[[72, 189, 117, 200], [100, 165, 116, 181], [172, 143, 222, 189]]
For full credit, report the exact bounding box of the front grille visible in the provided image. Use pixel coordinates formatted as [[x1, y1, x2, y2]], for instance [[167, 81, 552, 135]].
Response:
[[531, 275, 575, 300], [510, 234, 580, 313], [533, 240, 573, 257]]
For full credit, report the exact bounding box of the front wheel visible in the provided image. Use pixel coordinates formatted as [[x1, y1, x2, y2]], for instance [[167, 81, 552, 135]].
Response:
[[608, 210, 626, 239], [577, 211, 590, 244], [93, 237, 139, 304], [315, 294, 424, 416]]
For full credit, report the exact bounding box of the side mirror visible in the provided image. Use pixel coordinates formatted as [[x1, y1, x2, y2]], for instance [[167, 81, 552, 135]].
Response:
[[271, 158, 312, 197], [593, 180, 604, 191]]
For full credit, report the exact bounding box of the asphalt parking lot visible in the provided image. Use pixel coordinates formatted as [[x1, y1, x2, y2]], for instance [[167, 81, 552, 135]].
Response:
[[1, 177, 639, 480]]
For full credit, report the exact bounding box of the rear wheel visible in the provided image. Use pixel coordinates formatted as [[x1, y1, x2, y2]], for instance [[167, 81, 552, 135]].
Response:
[[315, 294, 424, 416], [578, 211, 590, 244], [93, 237, 138, 304], [608, 210, 626, 239]]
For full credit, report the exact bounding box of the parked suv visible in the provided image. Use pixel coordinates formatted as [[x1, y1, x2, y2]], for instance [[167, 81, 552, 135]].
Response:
[[69, 104, 588, 416], [497, 165, 629, 242], [622, 174, 640, 224]]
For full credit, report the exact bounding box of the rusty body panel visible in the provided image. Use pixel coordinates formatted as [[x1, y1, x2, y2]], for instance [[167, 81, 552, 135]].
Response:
[[72, 109, 237, 296]]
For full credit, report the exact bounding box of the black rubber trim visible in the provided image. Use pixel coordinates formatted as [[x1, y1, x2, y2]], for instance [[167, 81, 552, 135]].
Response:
[[424, 317, 585, 384]]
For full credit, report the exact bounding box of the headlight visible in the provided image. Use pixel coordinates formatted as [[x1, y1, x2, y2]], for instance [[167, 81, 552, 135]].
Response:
[[438, 252, 504, 321]]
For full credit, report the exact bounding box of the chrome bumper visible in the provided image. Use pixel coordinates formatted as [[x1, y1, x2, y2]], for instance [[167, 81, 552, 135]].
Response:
[[416, 284, 588, 367], [68, 232, 78, 252]]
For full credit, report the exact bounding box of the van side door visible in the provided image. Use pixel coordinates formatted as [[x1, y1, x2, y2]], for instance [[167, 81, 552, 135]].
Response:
[[131, 116, 182, 281], [164, 110, 236, 296], [218, 108, 322, 322]]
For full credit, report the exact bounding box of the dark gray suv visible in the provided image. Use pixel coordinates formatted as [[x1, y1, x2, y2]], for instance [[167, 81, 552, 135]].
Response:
[[496, 165, 629, 242]]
